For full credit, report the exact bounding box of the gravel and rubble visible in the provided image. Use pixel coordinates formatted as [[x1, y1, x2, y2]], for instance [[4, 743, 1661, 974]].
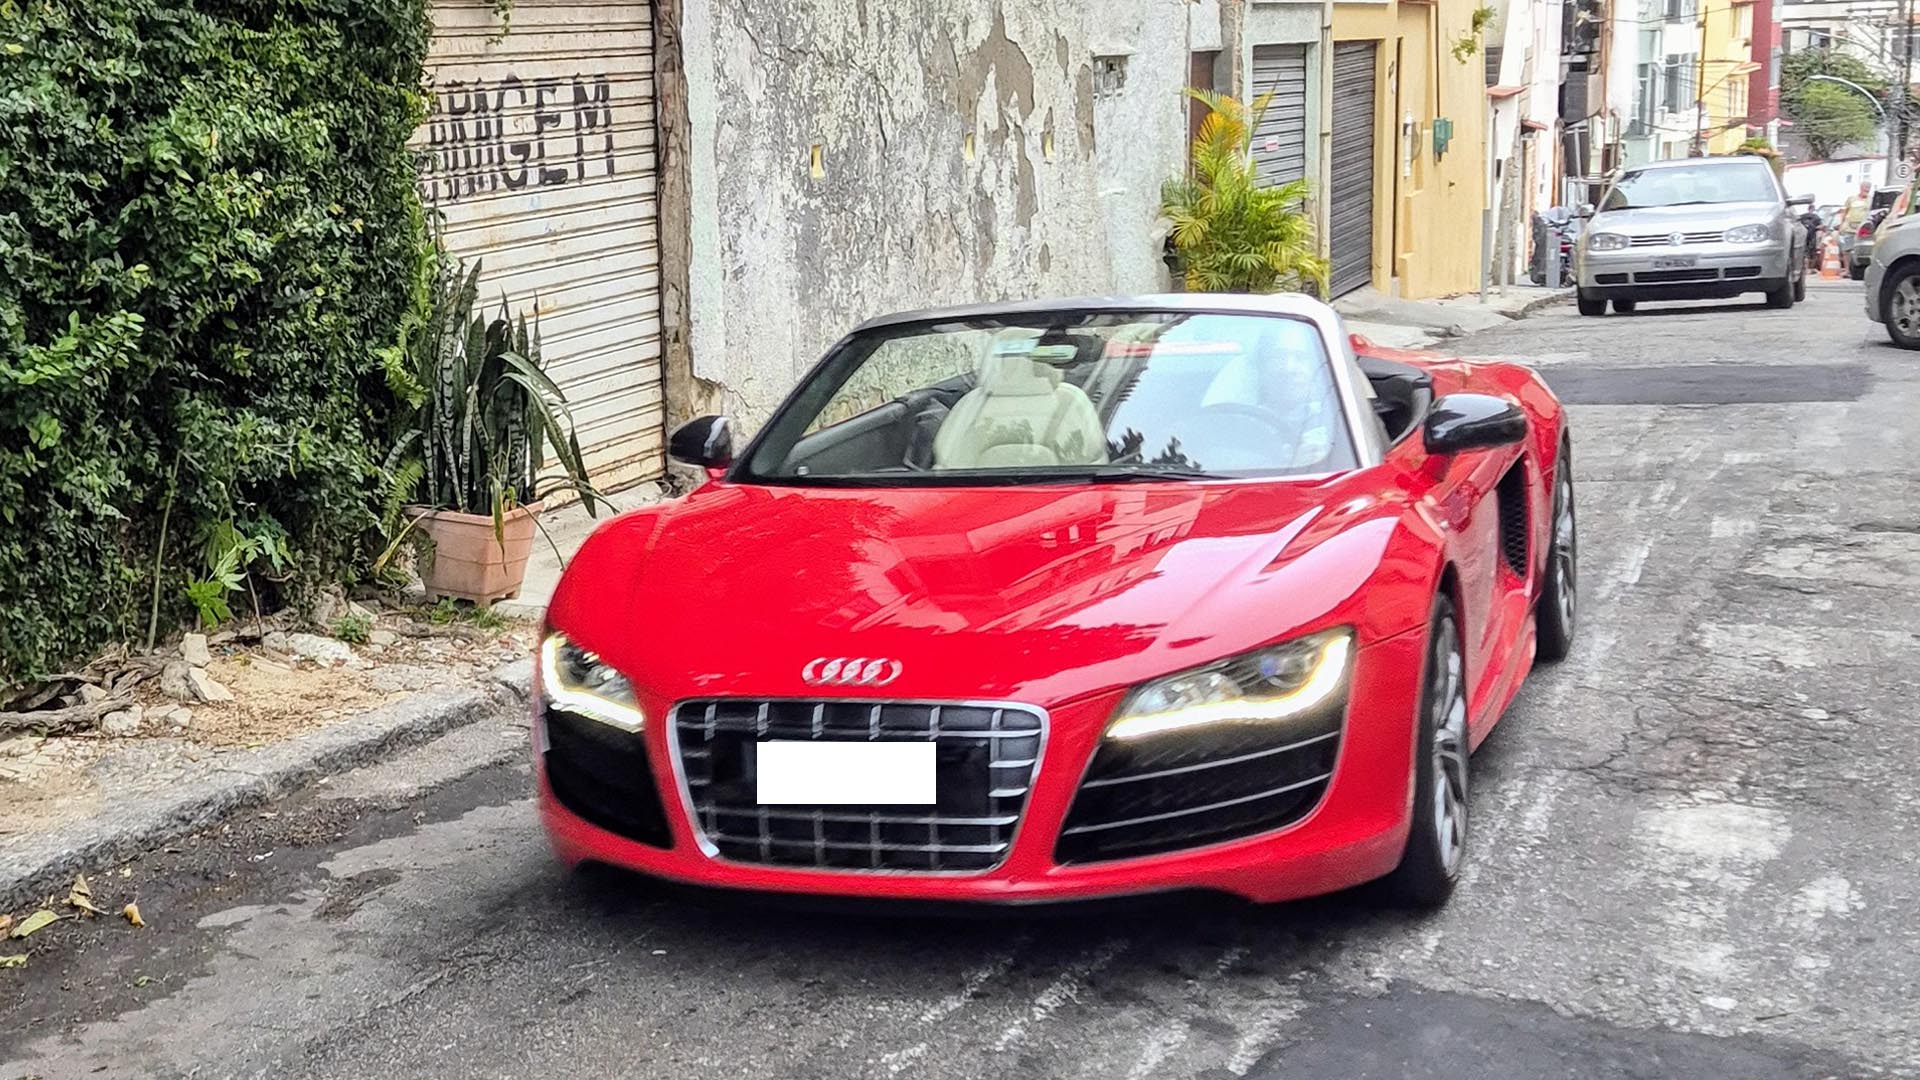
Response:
[[0, 596, 537, 911]]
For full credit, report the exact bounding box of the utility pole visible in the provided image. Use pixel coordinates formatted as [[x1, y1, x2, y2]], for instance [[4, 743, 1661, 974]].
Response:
[[1901, 0, 1915, 171], [1692, 0, 1709, 155]]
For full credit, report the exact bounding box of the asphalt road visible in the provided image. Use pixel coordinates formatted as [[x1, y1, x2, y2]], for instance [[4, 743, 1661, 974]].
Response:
[[5, 281, 1918, 1080]]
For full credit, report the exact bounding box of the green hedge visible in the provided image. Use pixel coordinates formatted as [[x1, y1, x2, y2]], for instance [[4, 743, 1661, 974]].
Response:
[[0, 1, 432, 682]]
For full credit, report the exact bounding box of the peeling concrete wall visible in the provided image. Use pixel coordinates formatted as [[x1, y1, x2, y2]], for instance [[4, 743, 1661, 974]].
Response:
[[677, 0, 1199, 425]]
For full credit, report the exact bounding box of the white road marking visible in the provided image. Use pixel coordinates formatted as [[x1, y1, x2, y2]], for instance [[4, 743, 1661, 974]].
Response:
[[1223, 982, 1306, 1075], [919, 946, 1024, 1024], [1114, 943, 1249, 1079], [992, 939, 1128, 1052]]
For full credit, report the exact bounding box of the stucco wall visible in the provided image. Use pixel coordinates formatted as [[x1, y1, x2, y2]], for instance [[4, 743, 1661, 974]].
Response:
[[677, 0, 1197, 425]]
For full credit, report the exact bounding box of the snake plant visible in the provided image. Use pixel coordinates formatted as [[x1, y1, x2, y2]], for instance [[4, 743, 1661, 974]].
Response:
[[379, 254, 597, 551]]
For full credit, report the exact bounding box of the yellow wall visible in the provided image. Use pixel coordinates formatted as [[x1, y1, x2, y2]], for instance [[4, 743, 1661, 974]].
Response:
[[1701, 0, 1755, 155], [1332, 0, 1488, 299]]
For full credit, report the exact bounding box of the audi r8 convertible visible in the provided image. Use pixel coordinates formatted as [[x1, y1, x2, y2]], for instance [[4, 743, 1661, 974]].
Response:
[[537, 294, 1576, 909]]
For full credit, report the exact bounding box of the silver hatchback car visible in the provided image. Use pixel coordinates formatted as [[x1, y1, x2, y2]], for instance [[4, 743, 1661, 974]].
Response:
[[1574, 156, 1811, 316]]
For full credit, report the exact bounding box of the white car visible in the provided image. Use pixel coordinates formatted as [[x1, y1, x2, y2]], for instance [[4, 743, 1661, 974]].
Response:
[[1575, 157, 1810, 316]]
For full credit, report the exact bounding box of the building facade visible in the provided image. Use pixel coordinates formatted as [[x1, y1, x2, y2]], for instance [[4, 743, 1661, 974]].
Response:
[[1329, 0, 1492, 298], [415, 0, 1579, 479]]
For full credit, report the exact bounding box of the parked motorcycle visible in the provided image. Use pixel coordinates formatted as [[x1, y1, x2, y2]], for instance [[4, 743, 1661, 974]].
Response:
[[1530, 206, 1579, 287]]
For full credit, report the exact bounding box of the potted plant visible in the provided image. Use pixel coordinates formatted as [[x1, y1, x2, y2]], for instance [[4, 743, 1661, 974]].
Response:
[[382, 256, 598, 603], [1161, 91, 1329, 294]]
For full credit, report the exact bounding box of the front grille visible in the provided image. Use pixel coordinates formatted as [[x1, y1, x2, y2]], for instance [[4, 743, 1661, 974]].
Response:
[[1595, 272, 1629, 285], [673, 700, 1042, 872], [1723, 266, 1762, 279], [1629, 230, 1723, 247], [1057, 703, 1344, 864], [1495, 458, 1529, 577], [1634, 267, 1718, 283], [543, 707, 673, 848]]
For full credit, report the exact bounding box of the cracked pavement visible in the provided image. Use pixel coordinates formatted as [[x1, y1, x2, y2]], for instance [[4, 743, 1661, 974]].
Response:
[[3, 282, 1916, 1079]]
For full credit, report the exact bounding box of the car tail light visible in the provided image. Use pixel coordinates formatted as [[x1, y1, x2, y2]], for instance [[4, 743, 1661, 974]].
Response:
[[1860, 223, 1874, 238]]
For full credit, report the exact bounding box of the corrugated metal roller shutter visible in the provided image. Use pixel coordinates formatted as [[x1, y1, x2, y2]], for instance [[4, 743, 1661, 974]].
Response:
[[416, 0, 664, 488], [1250, 45, 1309, 187], [1328, 41, 1377, 298]]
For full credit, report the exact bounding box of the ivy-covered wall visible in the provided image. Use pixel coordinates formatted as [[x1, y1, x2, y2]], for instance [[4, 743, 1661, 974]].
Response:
[[0, 1, 433, 681]]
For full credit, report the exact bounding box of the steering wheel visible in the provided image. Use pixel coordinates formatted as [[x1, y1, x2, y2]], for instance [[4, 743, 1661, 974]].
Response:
[[1196, 402, 1293, 434]]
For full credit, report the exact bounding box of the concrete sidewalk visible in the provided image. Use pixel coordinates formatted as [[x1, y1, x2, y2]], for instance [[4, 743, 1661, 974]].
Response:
[[1335, 284, 1568, 349]]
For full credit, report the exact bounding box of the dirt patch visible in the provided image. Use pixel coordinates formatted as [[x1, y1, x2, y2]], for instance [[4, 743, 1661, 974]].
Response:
[[186, 657, 392, 748], [0, 612, 534, 847]]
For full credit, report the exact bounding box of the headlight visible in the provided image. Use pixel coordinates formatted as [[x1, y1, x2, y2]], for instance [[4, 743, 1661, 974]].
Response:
[[1723, 223, 1773, 244], [1104, 628, 1354, 741], [1588, 232, 1629, 251], [538, 633, 644, 732]]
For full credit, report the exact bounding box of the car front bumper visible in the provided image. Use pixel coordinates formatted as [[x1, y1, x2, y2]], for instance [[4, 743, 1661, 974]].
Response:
[[535, 629, 1427, 906], [1577, 242, 1791, 299], [1866, 257, 1887, 322]]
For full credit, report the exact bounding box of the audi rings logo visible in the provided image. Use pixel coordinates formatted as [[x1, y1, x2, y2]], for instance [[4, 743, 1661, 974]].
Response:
[[802, 657, 903, 687]]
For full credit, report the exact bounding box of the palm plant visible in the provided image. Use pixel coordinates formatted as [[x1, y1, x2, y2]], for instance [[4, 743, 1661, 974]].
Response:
[[1161, 90, 1329, 294]]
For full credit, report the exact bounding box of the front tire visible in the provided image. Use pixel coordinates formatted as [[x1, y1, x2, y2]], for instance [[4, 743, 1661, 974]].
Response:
[[1576, 291, 1607, 317], [1535, 443, 1577, 663], [1764, 278, 1794, 309], [1883, 264, 1920, 349], [1793, 262, 1808, 302], [1612, 299, 1637, 314], [1379, 596, 1469, 910]]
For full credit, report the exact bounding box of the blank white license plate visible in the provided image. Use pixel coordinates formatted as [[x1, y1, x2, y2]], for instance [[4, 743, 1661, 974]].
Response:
[[1651, 256, 1696, 269], [755, 741, 936, 805]]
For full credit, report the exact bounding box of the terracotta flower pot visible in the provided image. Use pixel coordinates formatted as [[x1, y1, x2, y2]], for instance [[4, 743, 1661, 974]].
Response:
[[410, 502, 543, 604]]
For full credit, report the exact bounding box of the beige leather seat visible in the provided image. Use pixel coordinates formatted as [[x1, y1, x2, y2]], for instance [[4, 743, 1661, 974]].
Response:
[[932, 350, 1108, 469]]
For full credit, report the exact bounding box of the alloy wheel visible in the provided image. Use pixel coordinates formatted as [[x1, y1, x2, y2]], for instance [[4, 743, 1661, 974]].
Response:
[[1552, 470, 1577, 630], [1430, 617, 1469, 875], [1893, 277, 1920, 337]]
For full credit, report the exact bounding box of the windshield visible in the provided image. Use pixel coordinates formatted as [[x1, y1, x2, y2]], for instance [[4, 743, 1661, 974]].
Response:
[[1600, 162, 1780, 210], [736, 311, 1356, 485]]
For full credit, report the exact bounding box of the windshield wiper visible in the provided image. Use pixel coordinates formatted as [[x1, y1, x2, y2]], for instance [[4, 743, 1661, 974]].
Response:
[[1072, 466, 1231, 482]]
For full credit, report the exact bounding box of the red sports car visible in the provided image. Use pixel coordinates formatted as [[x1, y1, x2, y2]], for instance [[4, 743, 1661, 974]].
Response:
[[537, 294, 1576, 909]]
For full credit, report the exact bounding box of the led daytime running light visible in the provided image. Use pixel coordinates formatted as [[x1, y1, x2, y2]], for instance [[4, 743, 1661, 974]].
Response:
[[539, 634, 645, 732], [1105, 633, 1353, 741]]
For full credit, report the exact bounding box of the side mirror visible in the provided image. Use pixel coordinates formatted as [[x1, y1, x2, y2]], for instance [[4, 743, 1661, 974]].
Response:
[[1424, 393, 1527, 455], [1577, 202, 1595, 217], [668, 415, 734, 469], [1787, 194, 1814, 209]]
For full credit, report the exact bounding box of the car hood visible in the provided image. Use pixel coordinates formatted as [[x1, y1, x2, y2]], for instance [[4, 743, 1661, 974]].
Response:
[[550, 478, 1406, 706], [1592, 201, 1779, 233]]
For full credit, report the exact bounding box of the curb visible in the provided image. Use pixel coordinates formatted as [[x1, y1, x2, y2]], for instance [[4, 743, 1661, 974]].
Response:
[[0, 660, 533, 912], [1512, 288, 1573, 317]]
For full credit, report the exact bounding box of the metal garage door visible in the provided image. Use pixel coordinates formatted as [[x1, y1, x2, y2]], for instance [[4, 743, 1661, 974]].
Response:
[[416, 1, 664, 488], [1251, 45, 1309, 187], [1327, 41, 1378, 298]]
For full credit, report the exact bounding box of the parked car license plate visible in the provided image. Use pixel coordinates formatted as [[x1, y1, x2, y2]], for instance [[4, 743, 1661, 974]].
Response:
[[1651, 256, 1697, 269], [755, 740, 936, 805]]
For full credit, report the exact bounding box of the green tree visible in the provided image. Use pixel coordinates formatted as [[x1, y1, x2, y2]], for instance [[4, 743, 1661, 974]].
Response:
[[1161, 91, 1329, 294], [1779, 50, 1890, 158], [1790, 82, 1881, 159]]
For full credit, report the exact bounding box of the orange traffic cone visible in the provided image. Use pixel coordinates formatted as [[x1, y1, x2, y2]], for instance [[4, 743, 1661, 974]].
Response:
[[1821, 235, 1842, 279]]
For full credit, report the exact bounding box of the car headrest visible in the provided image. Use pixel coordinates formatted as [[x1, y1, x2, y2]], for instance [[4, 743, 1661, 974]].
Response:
[[975, 350, 1063, 396]]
